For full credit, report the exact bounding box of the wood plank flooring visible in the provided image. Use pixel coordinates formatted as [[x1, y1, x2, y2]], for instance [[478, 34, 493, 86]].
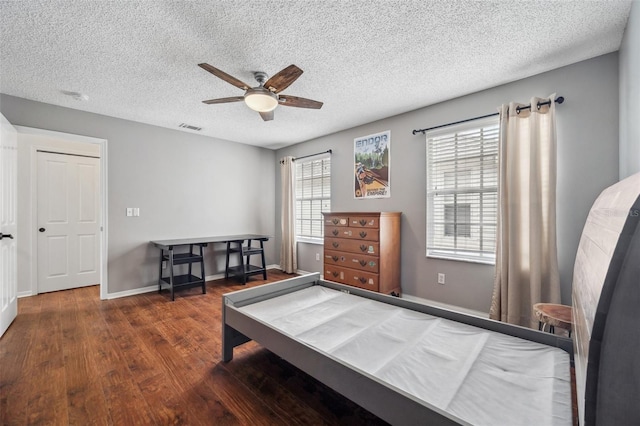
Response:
[[0, 270, 387, 425]]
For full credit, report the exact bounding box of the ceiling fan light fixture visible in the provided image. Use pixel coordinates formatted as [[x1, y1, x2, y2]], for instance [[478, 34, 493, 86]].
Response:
[[244, 88, 278, 112]]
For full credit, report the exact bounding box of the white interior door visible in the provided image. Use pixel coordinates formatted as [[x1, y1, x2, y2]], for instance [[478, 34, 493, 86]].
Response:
[[0, 114, 18, 337], [37, 151, 100, 293]]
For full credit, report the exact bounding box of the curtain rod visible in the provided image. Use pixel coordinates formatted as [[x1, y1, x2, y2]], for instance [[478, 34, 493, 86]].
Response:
[[411, 96, 565, 135], [280, 149, 333, 164], [294, 149, 332, 161]]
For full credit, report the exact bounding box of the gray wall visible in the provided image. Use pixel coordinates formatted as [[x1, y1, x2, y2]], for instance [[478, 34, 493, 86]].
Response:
[[620, 0, 640, 179], [0, 94, 276, 295], [276, 53, 620, 313]]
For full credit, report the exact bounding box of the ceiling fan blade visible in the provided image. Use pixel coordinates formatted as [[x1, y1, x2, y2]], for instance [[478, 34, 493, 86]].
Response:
[[198, 63, 251, 91], [278, 95, 323, 109], [259, 111, 274, 121], [202, 96, 245, 105], [264, 65, 303, 93]]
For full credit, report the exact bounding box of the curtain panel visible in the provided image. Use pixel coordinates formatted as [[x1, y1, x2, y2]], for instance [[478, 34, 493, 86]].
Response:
[[490, 95, 561, 328], [280, 156, 297, 273]]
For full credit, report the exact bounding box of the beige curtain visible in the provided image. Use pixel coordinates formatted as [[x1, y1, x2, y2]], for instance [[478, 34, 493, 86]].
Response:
[[490, 95, 560, 328], [280, 156, 297, 273]]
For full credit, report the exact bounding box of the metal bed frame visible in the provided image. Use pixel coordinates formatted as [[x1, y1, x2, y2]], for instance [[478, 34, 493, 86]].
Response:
[[222, 273, 572, 425]]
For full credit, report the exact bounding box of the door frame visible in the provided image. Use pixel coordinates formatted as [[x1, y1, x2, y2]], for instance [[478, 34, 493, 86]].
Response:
[[16, 126, 109, 300], [0, 113, 18, 337]]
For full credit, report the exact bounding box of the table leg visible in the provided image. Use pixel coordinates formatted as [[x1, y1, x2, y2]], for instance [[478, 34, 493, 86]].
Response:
[[200, 244, 206, 294], [260, 239, 267, 280], [245, 239, 252, 268], [239, 240, 247, 284], [188, 244, 193, 278], [169, 248, 175, 301], [158, 249, 164, 293], [225, 241, 231, 279]]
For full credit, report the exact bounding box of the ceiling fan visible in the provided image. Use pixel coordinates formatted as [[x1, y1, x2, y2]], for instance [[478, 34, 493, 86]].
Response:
[[198, 63, 323, 121]]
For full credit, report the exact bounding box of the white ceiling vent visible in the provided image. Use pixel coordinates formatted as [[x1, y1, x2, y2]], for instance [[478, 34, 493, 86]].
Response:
[[178, 123, 202, 131]]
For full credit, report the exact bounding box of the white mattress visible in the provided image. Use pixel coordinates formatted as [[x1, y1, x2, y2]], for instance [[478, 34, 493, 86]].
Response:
[[239, 286, 572, 426]]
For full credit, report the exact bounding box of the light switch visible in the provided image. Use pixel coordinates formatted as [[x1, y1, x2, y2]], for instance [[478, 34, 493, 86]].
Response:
[[126, 208, 133, 217], [133, 208, 140, 217]]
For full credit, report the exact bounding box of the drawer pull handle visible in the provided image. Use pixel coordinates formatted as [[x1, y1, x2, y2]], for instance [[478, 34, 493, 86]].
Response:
[[358, 277, 367, 284], [359, 260, 367, 267], [359, 245, 368, 252], [332, 218, 339, 225], [359, 231, 367, 238], [332, 255, 339, 262], [332, 229, 339, 236], [359, 219, 367, 226], [332, 271, 339, 277], [332, 242, 340, 249]]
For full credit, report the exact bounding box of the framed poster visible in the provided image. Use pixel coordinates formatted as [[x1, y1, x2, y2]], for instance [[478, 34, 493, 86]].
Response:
[[354, 130, 390, 199]]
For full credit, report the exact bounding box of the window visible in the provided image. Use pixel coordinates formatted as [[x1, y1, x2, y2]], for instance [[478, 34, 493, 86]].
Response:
[[444, 203, 471, 237], [426, 116, 498, 264], [295, 156, 331, 242]]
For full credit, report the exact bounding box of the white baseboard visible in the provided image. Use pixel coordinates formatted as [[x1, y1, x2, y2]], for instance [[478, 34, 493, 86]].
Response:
[[17, 291, 33, 298], [401, 294, 489, 318], [105, 264, 284, 300], [105, 284, 158, 300]]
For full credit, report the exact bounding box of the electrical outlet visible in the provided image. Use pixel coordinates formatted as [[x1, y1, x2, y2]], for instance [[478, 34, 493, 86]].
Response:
[[438, 273, 445, 285], [316, 253, 320, 261], [126, 208, 133, 217], [133, 208, 140, 216]]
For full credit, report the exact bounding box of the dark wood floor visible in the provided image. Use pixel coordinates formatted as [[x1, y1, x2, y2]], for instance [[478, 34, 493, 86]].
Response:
[[0, 270, 387, 425]]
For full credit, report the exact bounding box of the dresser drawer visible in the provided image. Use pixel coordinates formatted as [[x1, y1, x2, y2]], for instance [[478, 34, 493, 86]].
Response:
[[324, 266, 379, 292], [323, 215, 349, 227], [324, 238, 379, 256], [349, 216, 379, 228], [325, 226, 379, 241], [324, 249, 379, 273]]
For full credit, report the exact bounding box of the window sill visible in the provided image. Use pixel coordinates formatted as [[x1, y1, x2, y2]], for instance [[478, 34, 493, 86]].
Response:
[[427, 252, 495, 266], [296, 237, 324, 245]]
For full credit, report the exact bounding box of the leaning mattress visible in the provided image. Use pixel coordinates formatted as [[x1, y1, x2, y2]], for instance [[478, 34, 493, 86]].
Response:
[[239, 285, 572, 425]]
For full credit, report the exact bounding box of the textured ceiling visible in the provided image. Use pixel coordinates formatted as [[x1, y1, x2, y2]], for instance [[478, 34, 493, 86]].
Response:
[[0, 1, 632, 149]]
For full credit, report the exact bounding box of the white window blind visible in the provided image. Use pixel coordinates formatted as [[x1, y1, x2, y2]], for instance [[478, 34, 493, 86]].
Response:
[[296, 156, 331, 241], [426, 116, 499, 264]]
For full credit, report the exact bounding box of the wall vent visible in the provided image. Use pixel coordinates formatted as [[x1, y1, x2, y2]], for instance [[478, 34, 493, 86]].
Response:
[[178, 123, 202, 131]]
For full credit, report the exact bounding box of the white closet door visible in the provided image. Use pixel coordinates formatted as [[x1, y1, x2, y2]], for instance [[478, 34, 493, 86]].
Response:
[[37, 151, 100, 293]]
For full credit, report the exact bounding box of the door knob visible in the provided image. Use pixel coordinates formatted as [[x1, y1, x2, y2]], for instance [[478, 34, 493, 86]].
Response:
[[39, 228, 46, 232], [0, 233, 14, 240]]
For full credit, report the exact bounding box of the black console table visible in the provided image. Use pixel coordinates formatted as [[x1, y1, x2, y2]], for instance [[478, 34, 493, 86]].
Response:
[[151, 234, 270, 300]]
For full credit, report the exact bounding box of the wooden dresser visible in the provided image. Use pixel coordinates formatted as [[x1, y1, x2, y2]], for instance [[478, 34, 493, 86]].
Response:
[[322, 212, 401, 296]]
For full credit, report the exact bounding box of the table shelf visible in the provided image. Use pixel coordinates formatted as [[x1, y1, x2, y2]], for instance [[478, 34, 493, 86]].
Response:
[[160, 274, 205, 288], [227, 264, 266, 276], [162, 252, 203, 265]]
